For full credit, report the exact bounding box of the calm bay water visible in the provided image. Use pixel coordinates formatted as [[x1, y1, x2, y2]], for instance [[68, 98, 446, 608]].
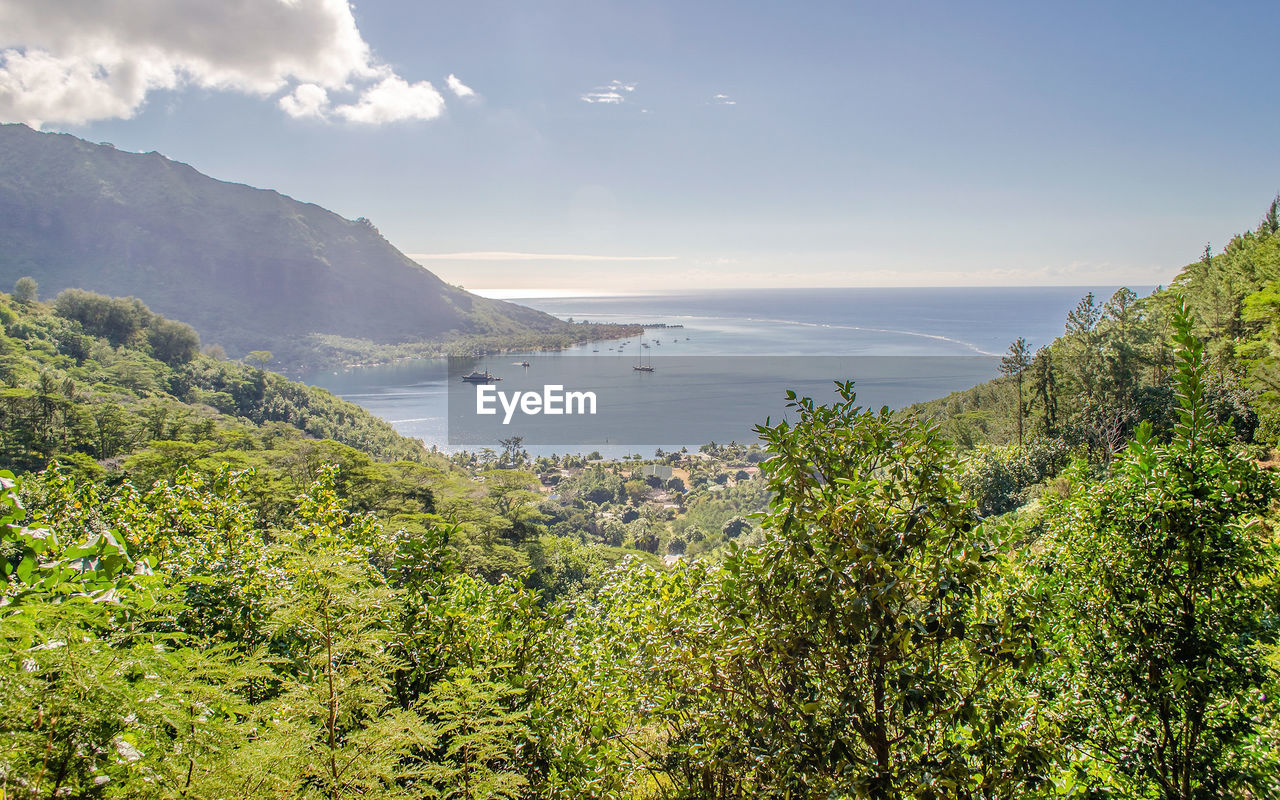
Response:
[[301, 286, 1148, 455]]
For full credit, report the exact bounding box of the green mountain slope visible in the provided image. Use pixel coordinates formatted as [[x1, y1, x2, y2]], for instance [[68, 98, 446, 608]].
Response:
[[0, 288, 428, 473], [909, 196, 1280, 466], [0, 123, 615, 366]]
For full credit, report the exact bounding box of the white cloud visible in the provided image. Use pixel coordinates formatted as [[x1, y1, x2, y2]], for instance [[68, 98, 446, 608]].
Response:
[[581, 79, 635, 104], [334, 74, 444, 124], [581, 91, 623, 104], [445, 73, 475, 99], [278, 83, 328, 119], [713, 93, 736, 105], [0, 0, 450, 127], [0, 48, 168, 126]]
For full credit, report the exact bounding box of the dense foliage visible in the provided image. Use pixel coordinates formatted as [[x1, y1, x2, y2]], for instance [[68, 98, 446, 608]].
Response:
[[0, 283, 686, 592], [3, 294, 1277, 798], [910, 198, 1280, 515], [0, 290, 424, 472], [3, 205, 1280, 797], [1038, 305, 1280, 795]]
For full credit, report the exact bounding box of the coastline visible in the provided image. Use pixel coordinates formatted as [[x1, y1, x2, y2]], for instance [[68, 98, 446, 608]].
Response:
[[276, 322, 644, 375]]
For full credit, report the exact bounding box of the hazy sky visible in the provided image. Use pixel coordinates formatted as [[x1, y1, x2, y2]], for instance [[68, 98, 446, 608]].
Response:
[[2, 0, 1278, 291]]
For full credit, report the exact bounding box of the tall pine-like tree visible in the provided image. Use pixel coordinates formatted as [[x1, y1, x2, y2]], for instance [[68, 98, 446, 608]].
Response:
[[999, 337, 1032, 449]]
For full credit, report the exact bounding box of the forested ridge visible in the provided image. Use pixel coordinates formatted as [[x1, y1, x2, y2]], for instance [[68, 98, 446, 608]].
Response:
[[0, 285, 427, 471], [915, 197, 1280, 454], [1, 203, 1279, 798]]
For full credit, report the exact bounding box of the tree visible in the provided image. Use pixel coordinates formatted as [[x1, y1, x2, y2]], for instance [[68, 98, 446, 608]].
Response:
[[720, 515, 750, 539], [90, 397, 134, 459], [622, 479, 648, 505], [245, 350, 273, 370], [497, 435, 526, 468], [1100, 286, 1145, 406], [421, 670, 528, 800], [1065, 292, 1104, 403], [713, 383, 1051, 796], [1044, 300, 1280, 797], [1190, 242, 1248, 345], [999, 337, 1032, 450], [1065, 291, 1102, 337], [12, 276, 37, 304], [253, 467, 431, 798], [147, 317, 201, 366], [0, 468, 181, 799], [481, 469, 544, 543], [53, 289, 152, 346], [1029, 346, 1058, 437]]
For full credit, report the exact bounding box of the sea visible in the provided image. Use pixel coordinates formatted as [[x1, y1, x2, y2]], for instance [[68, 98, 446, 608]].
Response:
[[299, 287, 1148, 456]]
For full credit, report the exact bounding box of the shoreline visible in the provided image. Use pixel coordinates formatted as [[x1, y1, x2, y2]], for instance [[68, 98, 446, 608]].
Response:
[[277, 322, 644, 376]]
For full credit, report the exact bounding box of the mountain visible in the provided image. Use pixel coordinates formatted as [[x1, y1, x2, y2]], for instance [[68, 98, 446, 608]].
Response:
[[0, 123, 601, 366]]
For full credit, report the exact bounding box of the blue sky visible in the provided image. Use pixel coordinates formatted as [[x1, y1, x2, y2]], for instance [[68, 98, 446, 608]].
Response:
[[2, 0, 1278, 290]]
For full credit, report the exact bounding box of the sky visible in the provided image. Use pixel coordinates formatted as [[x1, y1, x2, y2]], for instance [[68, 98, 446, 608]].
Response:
[[1, 0, 1278, 291]]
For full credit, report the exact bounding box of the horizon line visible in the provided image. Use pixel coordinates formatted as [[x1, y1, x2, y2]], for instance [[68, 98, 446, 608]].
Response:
[[473, 283, 1162, 299], [409, 251, 680, 262]]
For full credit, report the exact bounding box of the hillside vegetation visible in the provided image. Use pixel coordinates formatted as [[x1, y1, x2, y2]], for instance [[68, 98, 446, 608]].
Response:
[[906, 199, 1280, 512], [1, 206, 1279, 797], [0, 288, 426, 472], [0, 282, 668, 583]]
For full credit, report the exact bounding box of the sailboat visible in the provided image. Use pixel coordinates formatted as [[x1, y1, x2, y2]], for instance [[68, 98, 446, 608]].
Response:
[[633, 336, 655, 372]]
